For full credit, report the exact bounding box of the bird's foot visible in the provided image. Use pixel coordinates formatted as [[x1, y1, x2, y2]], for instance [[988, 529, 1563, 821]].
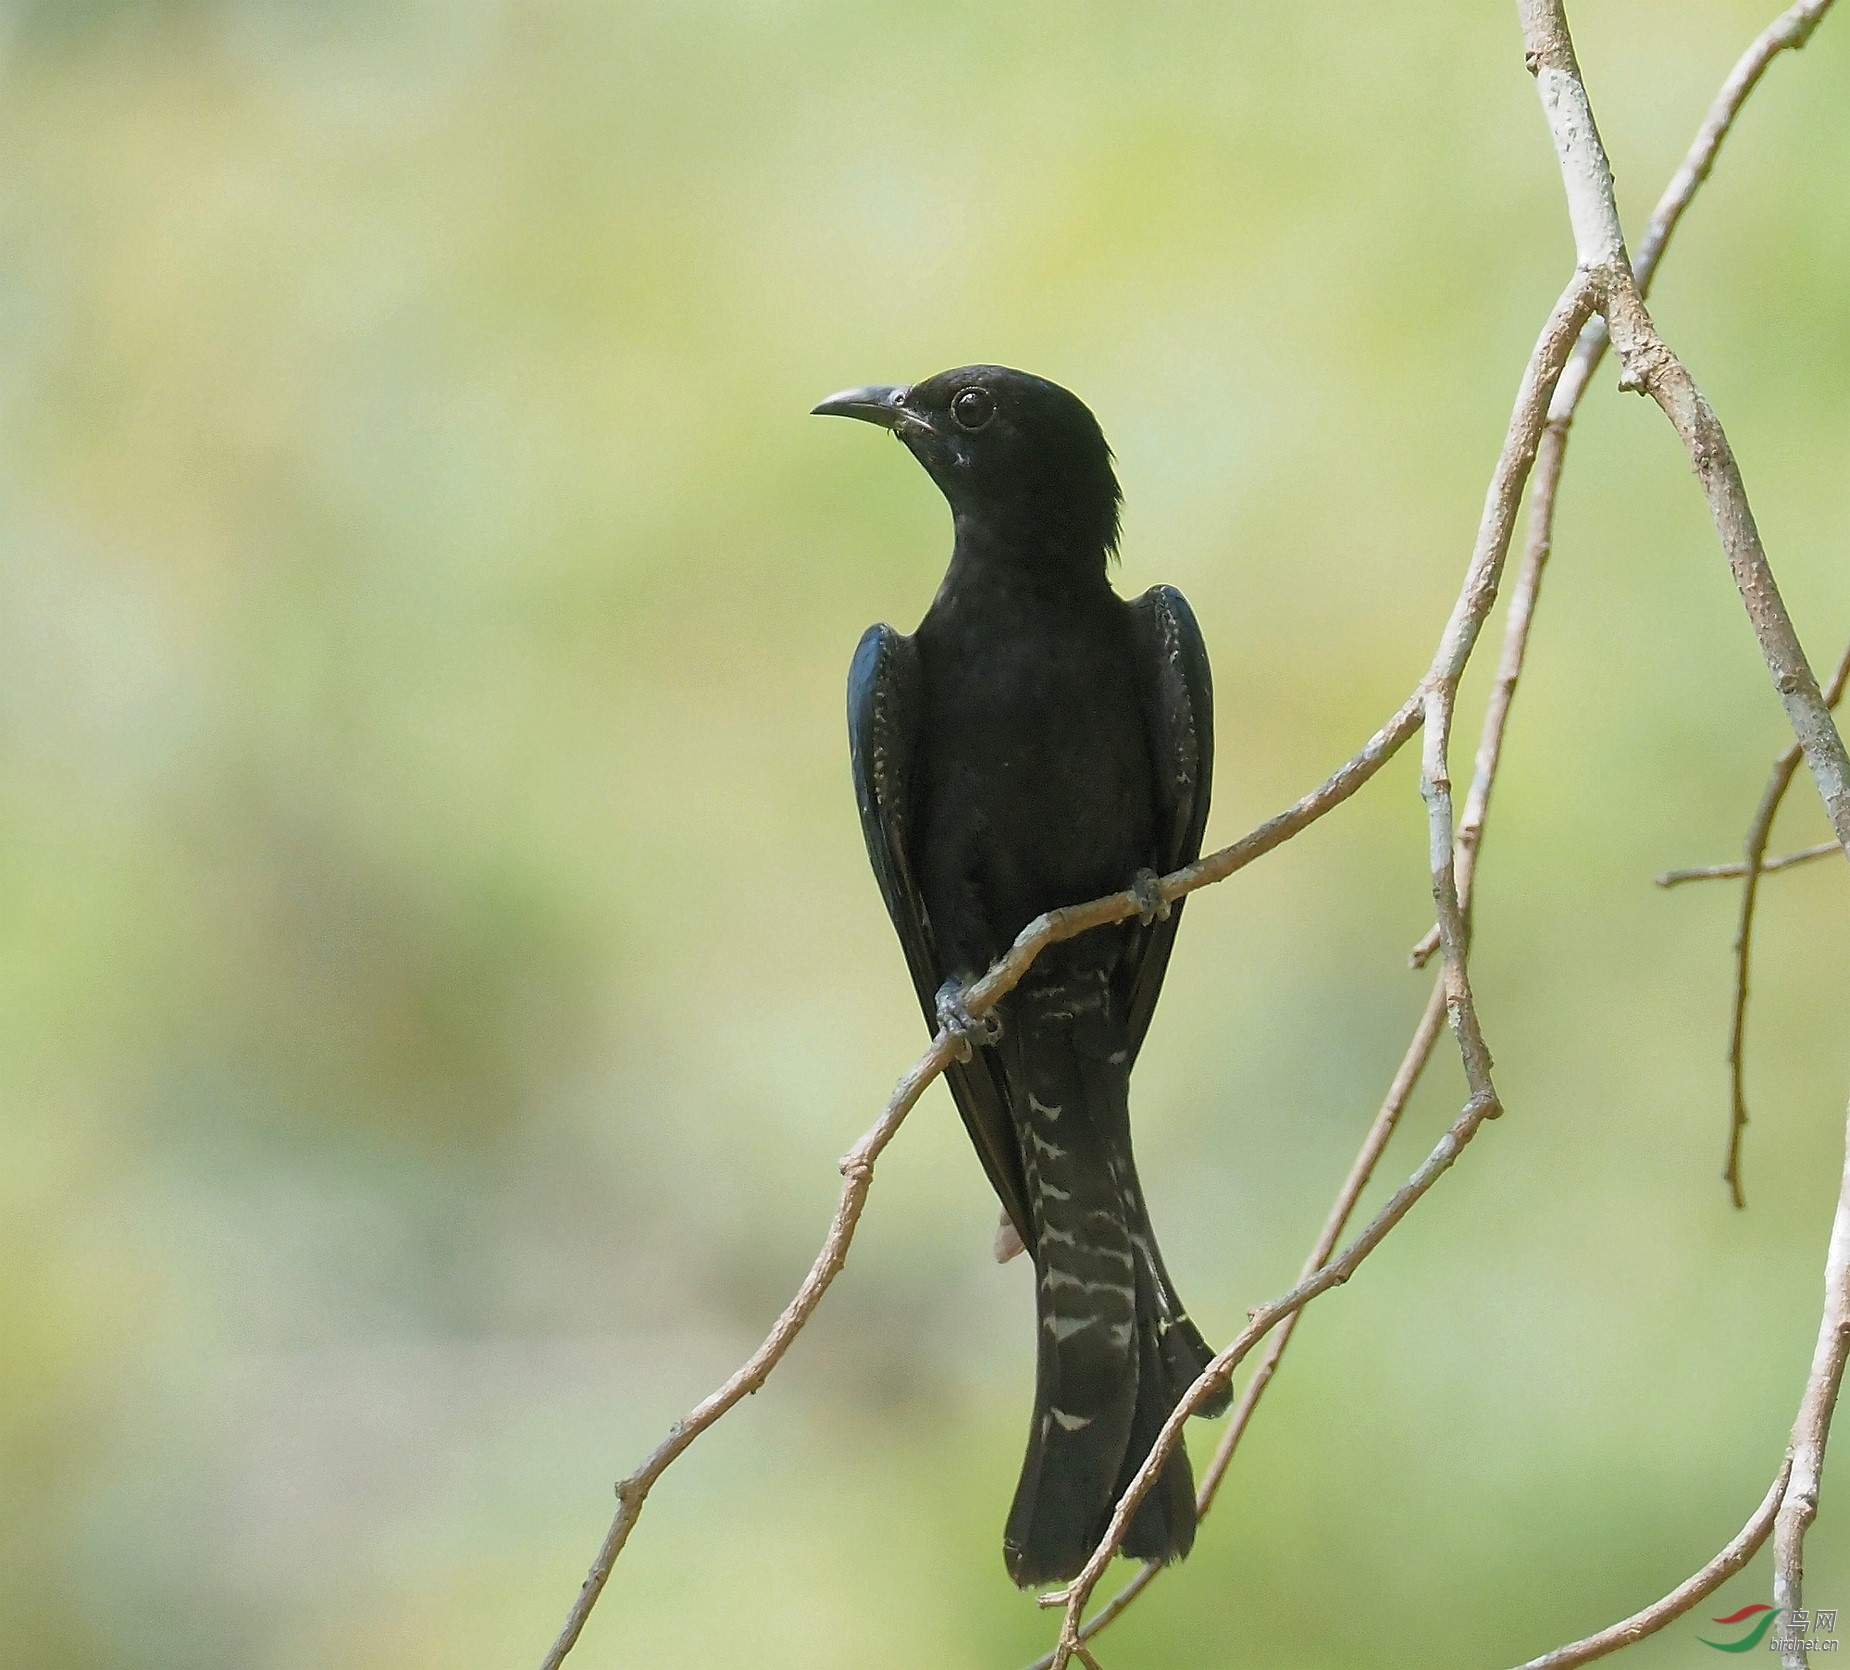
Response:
[[1130, 867, 1171, 926], [936, 977, 1002, 1063]]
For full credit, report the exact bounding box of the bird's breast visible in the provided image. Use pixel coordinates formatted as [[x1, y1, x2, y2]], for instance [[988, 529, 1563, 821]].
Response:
[[915, 591, 1155, 923]]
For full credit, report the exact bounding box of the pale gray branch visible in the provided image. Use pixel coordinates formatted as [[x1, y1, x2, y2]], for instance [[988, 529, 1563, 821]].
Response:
[[1520, 1, 1850, 856], [1548, 0, 1836, 424], [1655, 842, 1840, 888], [1511, 0, 1849, 1661], [1508, 1462, 1794, 1670], [1775, 1095, 1850, 1668], [1659, 637, 1850, 1205]]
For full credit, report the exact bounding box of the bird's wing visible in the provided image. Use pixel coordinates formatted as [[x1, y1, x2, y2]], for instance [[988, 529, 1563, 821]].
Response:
[[1120, 586, 1214, 1064], [848, 624, 1033, 1238]]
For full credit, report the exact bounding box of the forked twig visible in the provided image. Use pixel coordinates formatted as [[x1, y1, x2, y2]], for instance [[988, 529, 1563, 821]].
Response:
[[1657, 842, 1840, 888], [1658, 639, 1850, 1206], [1059, 279, 1587, 1659]]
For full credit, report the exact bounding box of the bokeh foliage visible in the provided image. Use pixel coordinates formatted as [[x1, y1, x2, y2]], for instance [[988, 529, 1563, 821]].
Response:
[[1, 2, 1847, 1665]]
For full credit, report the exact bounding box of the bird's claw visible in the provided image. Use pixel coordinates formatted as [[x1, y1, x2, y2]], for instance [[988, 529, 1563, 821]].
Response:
[[936, 978, 1002, 1062], [1131, 867, 1171, 926]]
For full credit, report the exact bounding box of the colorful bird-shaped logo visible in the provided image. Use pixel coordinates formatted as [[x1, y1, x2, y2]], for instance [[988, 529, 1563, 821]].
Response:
[[1698, 1604, 1782, 1653]]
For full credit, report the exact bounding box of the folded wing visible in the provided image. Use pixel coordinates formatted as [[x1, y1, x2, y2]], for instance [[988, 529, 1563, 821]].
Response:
[[847, 623, 1032, 1241]]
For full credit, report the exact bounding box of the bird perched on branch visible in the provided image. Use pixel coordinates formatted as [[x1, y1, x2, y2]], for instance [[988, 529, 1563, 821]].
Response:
[[816, 365, 1228, 1587]]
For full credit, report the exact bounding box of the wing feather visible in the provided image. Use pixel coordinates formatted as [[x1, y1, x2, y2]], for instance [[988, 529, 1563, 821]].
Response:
[[1119, 587, 1214, 1062], [848, 624, 1033, 1238]]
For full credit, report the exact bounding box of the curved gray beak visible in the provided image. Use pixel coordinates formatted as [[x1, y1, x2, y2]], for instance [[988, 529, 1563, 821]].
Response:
[[811, 384, 910, 427]]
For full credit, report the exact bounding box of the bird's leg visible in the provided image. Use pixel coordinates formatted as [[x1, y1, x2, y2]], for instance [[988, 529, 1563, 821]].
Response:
[[936, 976, 1003, 1062], [1130, 867, 1171, 926]]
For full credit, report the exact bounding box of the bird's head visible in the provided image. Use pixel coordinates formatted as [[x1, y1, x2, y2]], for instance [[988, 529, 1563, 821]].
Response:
[[813, 365, 1121, 565]]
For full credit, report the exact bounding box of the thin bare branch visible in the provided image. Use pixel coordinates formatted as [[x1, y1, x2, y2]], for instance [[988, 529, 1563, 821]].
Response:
[[1411, 419, 1565, 970], [1507, 1461, 1794, 1670], [1775, 1095, 1850, 1668], [1039, 1059, 1505, 1663], [1338, 14, 1841, 1662], [1522, 0, 1848, 849], [1657, 638, 1850, 1205], [1520, 0, 1850, 853], [1656, 842, 1840, 887], [1722, 642, 1850, 1206], [555, 256, 1578, 1655], [538, 1033, 956, 1670], [1510, 1093, 1850, 1670], [1023, 980, 1450, 1670], [1544, 0, 1837, 426], [1197, 978, 1450, 1503], [1606, 298, 1850, 846]]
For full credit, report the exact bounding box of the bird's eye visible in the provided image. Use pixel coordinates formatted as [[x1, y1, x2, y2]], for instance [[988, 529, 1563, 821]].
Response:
[[950, 386, 996, 430]]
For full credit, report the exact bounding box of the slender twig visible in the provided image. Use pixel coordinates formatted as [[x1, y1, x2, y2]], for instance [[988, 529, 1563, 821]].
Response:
[[1581, 317, 1850, 863], [1620, 346, 1850, 846], [1507, 1461, 1794, 1670], [1537, 0, 1837, 436], [548, 265, 1585, 1662], [1656, 639, 1850, 1206], [1656, 842, 1840, 887], [1410, 419, 1565, 970], [1023, 980, 1449, 1670], [1721, 642, 1850, 1207], [1775, 1095, 1850, 1669], [1073, 272, 1572, 1659], [1464, 0, 1845, 1195], [1038, 1058, 1506, 1662], [538, 1034, 956, 1670], [1346, 15, 1840, 1666], [1510, 1093, 1850, 1670], [1041, 0, 1850, 1612]]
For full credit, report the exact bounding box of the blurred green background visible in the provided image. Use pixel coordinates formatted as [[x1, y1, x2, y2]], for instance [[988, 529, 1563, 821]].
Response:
[[2, 2, 1847, 1666]]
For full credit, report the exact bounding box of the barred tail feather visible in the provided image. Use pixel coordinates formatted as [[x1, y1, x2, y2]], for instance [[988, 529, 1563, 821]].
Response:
[[1111, 1256, 1200, 1567], [1002, 1017, 1138, 1586], [999, 986, 1222, 1587]]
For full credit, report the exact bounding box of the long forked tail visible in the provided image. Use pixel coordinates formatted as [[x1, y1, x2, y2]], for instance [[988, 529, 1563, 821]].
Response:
[[999, 982, 1225, 1588]]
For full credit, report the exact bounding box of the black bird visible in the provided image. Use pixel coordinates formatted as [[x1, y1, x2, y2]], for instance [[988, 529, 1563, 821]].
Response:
[[817, 365, 1229, 1587]]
